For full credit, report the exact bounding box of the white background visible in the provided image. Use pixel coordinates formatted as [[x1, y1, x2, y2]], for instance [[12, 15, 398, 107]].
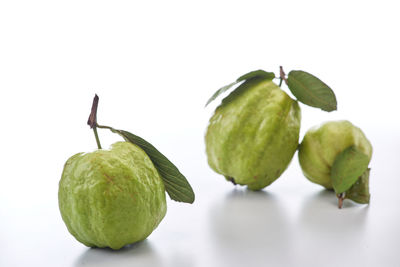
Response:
[[1, 1, 399, 266]]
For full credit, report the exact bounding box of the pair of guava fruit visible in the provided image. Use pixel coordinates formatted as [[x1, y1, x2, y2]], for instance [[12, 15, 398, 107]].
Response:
[[205, 75, 372, 206]]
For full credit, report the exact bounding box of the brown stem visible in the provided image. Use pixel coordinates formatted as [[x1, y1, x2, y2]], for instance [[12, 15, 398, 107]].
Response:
[[87, 94, 99, 128], [87, 94, 102, 149], [279, 66, 288, 86], [227, 177, 237, 185], [337, 192, 345, 209]]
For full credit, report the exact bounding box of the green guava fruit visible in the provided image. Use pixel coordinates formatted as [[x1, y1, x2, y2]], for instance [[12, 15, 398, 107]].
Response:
[[298, 120, 372, 189], [58, 141, 167, 250], [205, 78, 301, 190]]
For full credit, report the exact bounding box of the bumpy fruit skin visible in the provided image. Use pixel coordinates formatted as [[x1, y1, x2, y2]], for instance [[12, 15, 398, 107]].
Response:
[[58, 141, 167, 250], [205, 78, 301, 190], [298, 120, 372, 189]]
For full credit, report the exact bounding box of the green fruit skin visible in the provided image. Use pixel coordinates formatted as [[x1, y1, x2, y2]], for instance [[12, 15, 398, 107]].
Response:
[[298, 120, 373, 189], [58, 142, 167, 250], [205, 78, 301, 190]]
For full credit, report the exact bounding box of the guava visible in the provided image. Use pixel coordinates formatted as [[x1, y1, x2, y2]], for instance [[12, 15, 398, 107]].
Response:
[[298, 120, 372, 189], [205, 78, 301, 190], [58, 141, 167, 250]]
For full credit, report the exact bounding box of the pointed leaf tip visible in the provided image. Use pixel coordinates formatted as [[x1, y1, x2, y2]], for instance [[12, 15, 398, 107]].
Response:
[[346, 168, 371, 204], [205, 69, 275, 107], [205, 82, 237, 107], [117, 130, 195, 204]]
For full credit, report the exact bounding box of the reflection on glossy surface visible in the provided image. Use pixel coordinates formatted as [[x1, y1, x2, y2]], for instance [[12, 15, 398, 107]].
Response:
[[209, 189, 293, 267], [299, 189, 368, 233], [295, 189, 369, 266], [74, 240, 161, 267]]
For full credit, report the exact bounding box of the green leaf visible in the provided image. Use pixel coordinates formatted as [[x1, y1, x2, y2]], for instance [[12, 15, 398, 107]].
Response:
[[287, 70, 337, 112], [116, 129, 195, 204], [205, 69, 275, 107], [205, 81, 237, 107], [346, 168, 371, 204], [331, 146, 370, 194], [237, 69, 275, 82]]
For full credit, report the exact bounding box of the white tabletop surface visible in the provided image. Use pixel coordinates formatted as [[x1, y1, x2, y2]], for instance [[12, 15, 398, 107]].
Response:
[[1, 128, 399, 267]]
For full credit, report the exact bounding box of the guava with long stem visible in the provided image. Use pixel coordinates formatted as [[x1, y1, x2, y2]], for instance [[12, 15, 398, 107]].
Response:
[[59, 95, 194, 249]]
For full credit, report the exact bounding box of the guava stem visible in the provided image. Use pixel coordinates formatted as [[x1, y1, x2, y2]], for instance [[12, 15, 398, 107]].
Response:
[[87, 94, 99, 128], [93, 127, 102, 149], [227, 177, 237, 185], [337, 193, 345, 209], [279, 66, 288, 86], [87, 94, 102, 149]]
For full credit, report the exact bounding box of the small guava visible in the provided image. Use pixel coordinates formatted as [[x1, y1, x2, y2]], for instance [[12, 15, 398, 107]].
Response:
[[58, 141, 167, 250], [205, 78, 301, 190], [298, 120, 372, 189]]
